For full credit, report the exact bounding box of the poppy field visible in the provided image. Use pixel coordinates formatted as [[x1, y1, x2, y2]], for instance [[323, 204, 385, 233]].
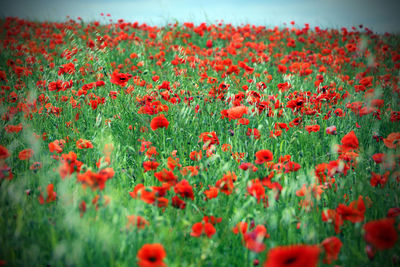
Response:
[[0, 16, 400, 266]]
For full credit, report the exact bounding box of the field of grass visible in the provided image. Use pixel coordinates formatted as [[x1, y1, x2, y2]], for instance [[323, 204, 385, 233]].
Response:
[[0, 17, 399, 266]]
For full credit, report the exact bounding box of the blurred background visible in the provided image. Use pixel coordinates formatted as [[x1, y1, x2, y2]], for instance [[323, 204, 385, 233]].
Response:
[[1, 0, 400, 33]]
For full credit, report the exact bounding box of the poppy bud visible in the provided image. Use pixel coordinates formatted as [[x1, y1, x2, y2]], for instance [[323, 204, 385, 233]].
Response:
[[393, 255, 400, 265], [366, 244, 375, 260], [250, 220, 255, 229]]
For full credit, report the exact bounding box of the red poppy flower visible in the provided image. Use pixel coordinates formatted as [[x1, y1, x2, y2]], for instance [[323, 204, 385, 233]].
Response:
[[30, 162, 42, 171], [152, 183, 170, 198], [370, 99, 384, 108], [49, 139, 66, 153], [232, 222, 248, 235], [305, 125, 320, 134], [277, 65, 287, 73], [363, 218, 398, 250], [171, 195, 186, 209], [59, 151, 83, 179], [283, 161, 301, 173], [76, 139, 93, 149], [154, 169, 177, 185], [321, 209, 343, 234], [146, 147, 159, 158], [46, 183, 57, 203], [244, 225, 269, 253], [227, 105, 248, 120], [238, 118, 250, 125], [174, 179, 194, 200], [340, 130, 359, 151], [263, 244, 320, 267], [204, 186, 219, 200], [137, 243, 167, 267], [77, 168, 114, 191], [215, 172, 237, 195], [18, 149, 33, 160], [198, 131, 219, 148], [239, 162, 258, 172], [39, 183, 57, 204], [336, 195, 365, 223], [189, 150, 202, 161], [247, 128, 261, 139], [275, 123, 289, 132], [158, 81, 170, 90], [4, 123, 23, 133], [0, 145, 10, 159], [58, 62, 75, 75], [372, 153, 385, 164], [370, 171, 389, 187], [221, 144, 232, 152], [390, 111, 400, 122], [387, 207, 400, 218], [202, 216, 222, 225], [383, 132, 400, 149], [261, 174, 282, 191], [129, 184, 146, 199], [141, 189, 157, 205], [277, 82, 291, 92], [334, 108, 345, 117], [167, 156, 181, 170], [190, 222, 216, 238], [150, 114, 169, 131], [290, 117, 302, 126], [269, 129, 282, 138], [180, 166, 199, 177], [143, 161, 160, 172], [247, 179, 266, 203], [206, 39, 213, 48], [255, 149, 273, 164], [110, 70, 132, 87], [126, 215, 149, 229], [321, 236, 342, 264]]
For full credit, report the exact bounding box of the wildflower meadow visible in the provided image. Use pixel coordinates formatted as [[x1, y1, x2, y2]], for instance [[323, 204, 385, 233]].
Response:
[[0, 17, 399, 266]]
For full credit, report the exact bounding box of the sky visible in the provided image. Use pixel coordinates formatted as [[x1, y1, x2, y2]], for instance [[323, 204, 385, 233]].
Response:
[[1, 0, 400, 33]]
